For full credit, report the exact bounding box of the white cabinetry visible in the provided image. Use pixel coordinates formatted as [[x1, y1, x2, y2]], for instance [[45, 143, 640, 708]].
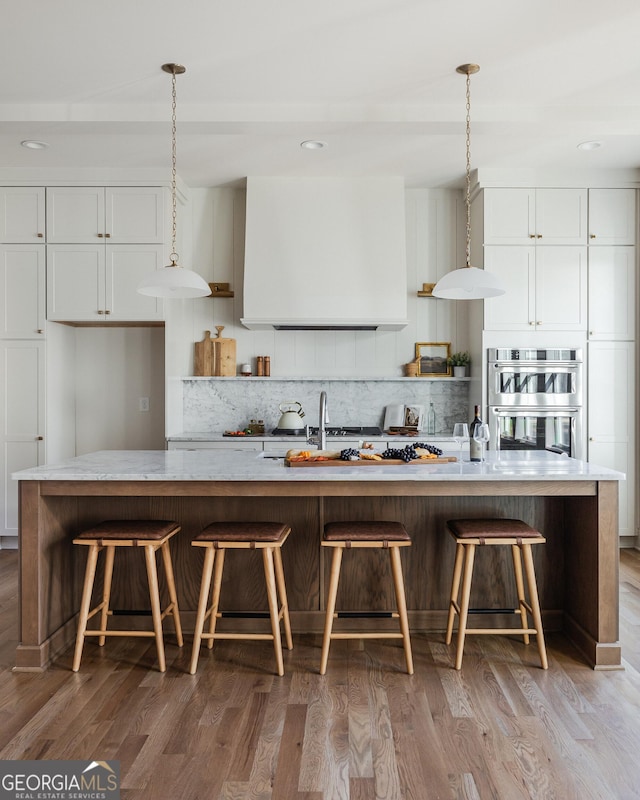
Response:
[[47, 244, 165, 322], [588, 189, 636, 245], [0, 341, 46, 545], [0, 187, 45, 242], [483, 188, 587, 245], [46, 187, 166, 244], [587, 341, 635, 540], [483, 245, 587, 332], [588, 247, 636, 340], [0, 244, 46, 337]]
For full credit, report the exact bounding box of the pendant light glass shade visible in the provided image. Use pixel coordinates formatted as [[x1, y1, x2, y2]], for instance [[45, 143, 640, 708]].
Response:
[[137, 63, 211, 299], [432, 64, 505, 301]]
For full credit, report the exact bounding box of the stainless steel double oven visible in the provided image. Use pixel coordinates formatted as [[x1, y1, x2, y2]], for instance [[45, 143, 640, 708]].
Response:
[[487, 348, 583, 458]]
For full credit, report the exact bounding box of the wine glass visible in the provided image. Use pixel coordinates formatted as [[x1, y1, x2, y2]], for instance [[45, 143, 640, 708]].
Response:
[[473, 423, 490, 462], [452, 423, 469, 459]]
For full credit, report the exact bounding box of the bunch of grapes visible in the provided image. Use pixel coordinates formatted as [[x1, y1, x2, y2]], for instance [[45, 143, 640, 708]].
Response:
[[340, 448, 360, 461], [382, 445, 418, 462], [414, 442, 443, 456]]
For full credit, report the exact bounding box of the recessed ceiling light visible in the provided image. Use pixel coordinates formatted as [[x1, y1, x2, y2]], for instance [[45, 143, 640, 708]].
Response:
[[577, 141, 602, 151], [300, 140, 326, 150], [21, 140, 49, 150]]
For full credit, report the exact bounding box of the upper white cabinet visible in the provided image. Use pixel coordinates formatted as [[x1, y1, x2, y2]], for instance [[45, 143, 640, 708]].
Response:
[[483, 245, 587, 332], [47, 244, 165, 322], [588, 247, 636, 340], [0, 244, 46, 338], [0, 187, 46, 243], [483, 188, 588, 246], [46, 187, 166, 244], [588, 189, 636, 245]]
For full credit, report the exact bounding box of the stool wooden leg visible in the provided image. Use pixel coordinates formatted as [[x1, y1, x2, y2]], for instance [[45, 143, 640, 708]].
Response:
[[73, 544, 100, 672], [320, 546, 343, 675], [389, 546, 414, 675], [207, 548, 225, 649], [190, 546, 216, 674], [98, 545, 115, 647], [144, 544, 166, 673], [446, 542, 465, 645], [455, 543, 476, 670], [273, 546, 293, 651], [263, 547, 285, 676], [521, 544, 548, 670], [511, 544, 530, 645], [161, 540, 184, 647]]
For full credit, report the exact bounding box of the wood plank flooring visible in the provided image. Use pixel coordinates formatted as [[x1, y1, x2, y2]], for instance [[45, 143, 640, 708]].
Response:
[[1, 549, 640, 799]]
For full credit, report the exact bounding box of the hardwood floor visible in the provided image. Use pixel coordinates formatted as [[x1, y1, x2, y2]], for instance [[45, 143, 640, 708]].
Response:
[[2, 548, 640, 799]]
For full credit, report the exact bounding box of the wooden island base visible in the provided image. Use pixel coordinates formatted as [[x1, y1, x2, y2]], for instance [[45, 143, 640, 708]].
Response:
[[16, 477, 620, 671]]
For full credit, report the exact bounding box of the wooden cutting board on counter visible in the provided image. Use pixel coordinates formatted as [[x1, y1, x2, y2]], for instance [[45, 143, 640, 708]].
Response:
[[285, 457, 457, 467], [194, 326, 236, 376]]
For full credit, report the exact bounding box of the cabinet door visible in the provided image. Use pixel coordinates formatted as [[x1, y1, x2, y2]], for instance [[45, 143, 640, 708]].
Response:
[[587, 341, 635, 538], [535, 189, 587, 245], [0, 187, 45, 242], [0, 341, 45, 542], [106, 187, 166, 244], [0, 244, 45, 337], [483, 246, 535, 330], [588, 247, 635, 340], [47, 244, 105, 321], [588, 189, 636, 245], [483, 188, 536, 245], [46, 187, 104, 243], [106, 245, 164, 321], [535, 246, 587, 330]]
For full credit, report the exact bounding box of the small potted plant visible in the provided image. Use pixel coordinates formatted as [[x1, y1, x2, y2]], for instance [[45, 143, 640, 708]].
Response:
[[448, 351, 470, 377]]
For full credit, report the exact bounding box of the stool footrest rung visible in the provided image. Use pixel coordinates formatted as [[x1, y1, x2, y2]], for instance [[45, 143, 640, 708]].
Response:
[[330, 632, 404, 640], [110, 609, 153, 616], [467, 607, 528, 615], [336, 611, 396, 619], [462, 628, 539, 636], [219, 611, 271, 619]]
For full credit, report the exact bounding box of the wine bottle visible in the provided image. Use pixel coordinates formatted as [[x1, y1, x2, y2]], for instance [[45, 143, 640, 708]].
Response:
[[427, 403, 436, 435], [469, 405, 482, 462]]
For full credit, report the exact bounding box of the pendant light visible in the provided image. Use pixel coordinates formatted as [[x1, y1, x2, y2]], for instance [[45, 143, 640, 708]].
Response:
[[432, 64, 505, 300], [137, 63, 211, 299]]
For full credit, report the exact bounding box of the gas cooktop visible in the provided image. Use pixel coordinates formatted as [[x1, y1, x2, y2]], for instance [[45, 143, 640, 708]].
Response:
[[271, 425, 383, 437]]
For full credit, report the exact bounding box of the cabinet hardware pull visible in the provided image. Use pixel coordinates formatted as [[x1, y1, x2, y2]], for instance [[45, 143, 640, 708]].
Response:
[[97, 310, 104, 314], [537, 321, 542, 325], [37, 232, 43, 238], [37, 329, 43, 334], [536, 234, 543, 238], [529, 234, 536, 239], [590, 234, 596, 239], [97, 233, 104, 238], [36, 436, 44, 441], [105, 233, 111, 238], [105, 309, 111, 314], [529, 321, 535, 326]]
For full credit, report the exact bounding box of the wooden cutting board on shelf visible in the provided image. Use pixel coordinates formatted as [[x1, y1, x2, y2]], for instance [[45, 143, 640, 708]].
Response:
[[194, 326, 236, 376]]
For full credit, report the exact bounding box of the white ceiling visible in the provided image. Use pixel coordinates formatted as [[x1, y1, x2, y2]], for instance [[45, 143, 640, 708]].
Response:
[[2, 0, 640, 188]]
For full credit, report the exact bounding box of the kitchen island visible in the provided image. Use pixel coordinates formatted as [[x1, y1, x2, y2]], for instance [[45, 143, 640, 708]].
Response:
[[13, 449, 623, 670]]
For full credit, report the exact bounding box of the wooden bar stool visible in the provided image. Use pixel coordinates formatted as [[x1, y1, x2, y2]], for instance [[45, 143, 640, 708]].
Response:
[[320, 521, 413, 675], [445, 518, 548, 670], [190, 521, 293, 676], [72, 520, 183, 672]]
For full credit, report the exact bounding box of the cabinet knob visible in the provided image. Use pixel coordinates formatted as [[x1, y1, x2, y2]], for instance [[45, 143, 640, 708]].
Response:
[[105, 309, 111, 315], [37, 329, 43, 334], [529, 234, 536, 239], [36, 436, 44, 441], [37, 232, 44, 238], [589, 437, 594, 441], [529, 321, 535, 326], [97, 233, 104, 238], [537, 321, 542, 326], [105, 233, 111, 238], [590, 234, 596, 239], [536, 234, 543, 239], [97, 309, 105, 314]]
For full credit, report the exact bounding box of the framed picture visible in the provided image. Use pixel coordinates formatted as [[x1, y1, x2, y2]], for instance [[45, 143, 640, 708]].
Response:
[[415, 342, 451, 377]]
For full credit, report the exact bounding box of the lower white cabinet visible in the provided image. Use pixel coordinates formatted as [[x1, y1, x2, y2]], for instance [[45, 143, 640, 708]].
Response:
[[587, 341, 636, 539], [167, 440, 262, 451], [0, 341, 46, 546], [47, 244, 165, 322]]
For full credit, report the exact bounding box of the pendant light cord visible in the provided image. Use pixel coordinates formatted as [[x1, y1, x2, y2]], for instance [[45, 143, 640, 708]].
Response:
[[464, 70, 472, 269], [169, 67, 179, 266]]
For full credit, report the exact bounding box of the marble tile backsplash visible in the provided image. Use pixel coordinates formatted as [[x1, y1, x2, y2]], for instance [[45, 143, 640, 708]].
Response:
[[182, 378, 470, 435]]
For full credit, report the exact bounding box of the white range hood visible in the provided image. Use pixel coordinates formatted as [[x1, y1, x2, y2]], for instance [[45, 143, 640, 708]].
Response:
[[241, 177, 408, 330]]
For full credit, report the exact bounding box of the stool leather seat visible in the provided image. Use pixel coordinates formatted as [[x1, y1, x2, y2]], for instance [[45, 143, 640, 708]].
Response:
[[190, 521, 293, 676], [320, 521, 413, 675], [72, 519, 183, 672], [445, 517, 548, 670]]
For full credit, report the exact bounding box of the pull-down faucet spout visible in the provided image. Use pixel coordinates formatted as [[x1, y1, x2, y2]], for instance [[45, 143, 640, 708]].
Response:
[[306, 390, 328, 450]]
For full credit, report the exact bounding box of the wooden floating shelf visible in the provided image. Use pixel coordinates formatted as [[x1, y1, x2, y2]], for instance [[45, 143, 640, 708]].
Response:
[[208, 282, 234, 298]]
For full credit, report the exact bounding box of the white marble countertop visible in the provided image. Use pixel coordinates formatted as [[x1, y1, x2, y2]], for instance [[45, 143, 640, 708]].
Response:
[[12, 449, 625, 483]]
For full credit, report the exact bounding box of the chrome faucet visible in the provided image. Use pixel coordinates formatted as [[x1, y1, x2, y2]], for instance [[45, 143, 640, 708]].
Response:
[[306, 390, 328, 450]]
